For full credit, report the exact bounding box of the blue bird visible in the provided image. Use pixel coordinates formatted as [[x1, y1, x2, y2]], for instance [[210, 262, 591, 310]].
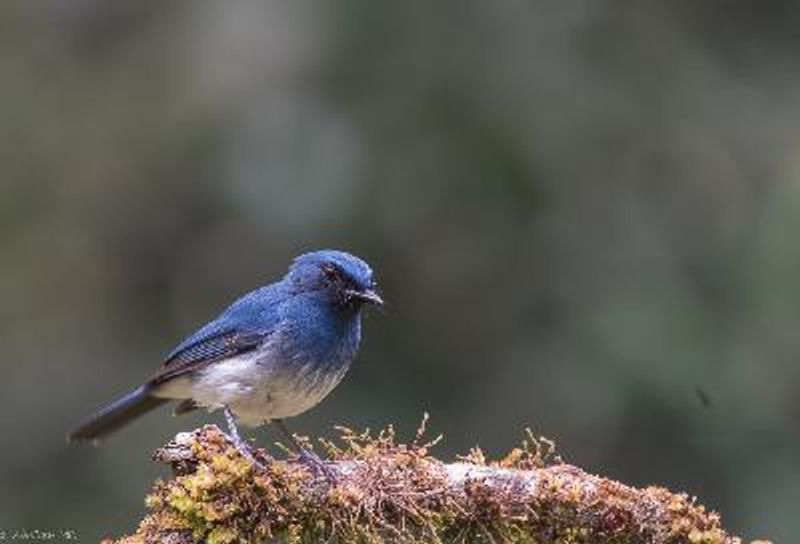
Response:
[[69, 250, 383, 473]]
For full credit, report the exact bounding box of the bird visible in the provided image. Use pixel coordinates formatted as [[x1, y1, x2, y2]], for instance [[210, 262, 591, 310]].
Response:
[[68, 249, 383, 474]]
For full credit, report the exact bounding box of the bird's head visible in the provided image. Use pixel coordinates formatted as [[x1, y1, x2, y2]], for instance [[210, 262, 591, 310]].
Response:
[[287, 250, 384, 311]]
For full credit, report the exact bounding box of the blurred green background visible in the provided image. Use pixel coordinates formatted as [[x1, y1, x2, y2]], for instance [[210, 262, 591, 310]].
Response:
[[2, 1, 799, 542]]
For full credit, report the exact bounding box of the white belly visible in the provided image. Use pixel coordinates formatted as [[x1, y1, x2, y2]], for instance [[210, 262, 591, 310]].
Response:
[[153, 351, 349, 427]]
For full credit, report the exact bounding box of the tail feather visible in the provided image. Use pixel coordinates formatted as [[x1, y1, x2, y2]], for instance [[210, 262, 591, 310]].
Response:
[[68, 385, 169, 443], [173, 398, 199, 416]]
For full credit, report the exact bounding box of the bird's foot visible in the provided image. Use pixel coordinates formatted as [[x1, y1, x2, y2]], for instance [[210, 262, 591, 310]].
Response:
[[296, 448, 338, 484], [221, 406, 268, 471], [238, 444, 268, 472], [272, 418, 337, 483], [222, 431, 267, 471]]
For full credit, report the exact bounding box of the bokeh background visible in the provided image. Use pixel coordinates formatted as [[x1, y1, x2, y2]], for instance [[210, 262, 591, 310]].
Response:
[[2, 1, 799, 541]]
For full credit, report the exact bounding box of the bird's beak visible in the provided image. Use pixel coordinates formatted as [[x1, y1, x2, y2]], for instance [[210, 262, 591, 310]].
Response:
[[348, 288, 384, 307]]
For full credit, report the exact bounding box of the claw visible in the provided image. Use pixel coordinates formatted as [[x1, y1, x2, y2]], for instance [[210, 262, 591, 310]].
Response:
[[297, 448, 338, 483], [272, 418, 337, 483], [220, 430, 266, 470]]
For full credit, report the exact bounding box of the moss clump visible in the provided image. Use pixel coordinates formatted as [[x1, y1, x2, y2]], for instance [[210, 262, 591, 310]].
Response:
[[108, 419, 763, 544]]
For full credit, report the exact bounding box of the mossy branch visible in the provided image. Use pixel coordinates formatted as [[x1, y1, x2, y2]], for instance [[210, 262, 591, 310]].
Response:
[[107, 420, 769, 544]]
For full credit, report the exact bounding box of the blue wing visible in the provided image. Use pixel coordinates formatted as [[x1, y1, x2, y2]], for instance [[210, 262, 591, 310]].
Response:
[[149, 284, 283, 385]]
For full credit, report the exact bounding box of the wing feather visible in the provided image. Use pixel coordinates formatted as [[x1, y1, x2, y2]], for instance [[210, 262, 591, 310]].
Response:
[[149, 329, 265, 385], [148, 283, 282, 385]]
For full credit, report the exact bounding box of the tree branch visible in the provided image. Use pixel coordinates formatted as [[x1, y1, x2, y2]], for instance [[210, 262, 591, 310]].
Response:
[[106, 422, 769, 544]]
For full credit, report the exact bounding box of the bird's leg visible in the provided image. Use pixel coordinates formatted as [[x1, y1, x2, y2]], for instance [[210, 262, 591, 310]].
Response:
[[273, 419, 337, 482], [223, 407, 265, 469]]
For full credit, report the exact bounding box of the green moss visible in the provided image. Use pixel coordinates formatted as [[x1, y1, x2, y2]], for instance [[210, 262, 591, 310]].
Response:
[[206, 526, 237, 544]]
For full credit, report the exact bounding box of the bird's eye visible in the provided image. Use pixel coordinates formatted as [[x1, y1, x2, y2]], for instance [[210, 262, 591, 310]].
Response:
[[322, 264, 342, 281]]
